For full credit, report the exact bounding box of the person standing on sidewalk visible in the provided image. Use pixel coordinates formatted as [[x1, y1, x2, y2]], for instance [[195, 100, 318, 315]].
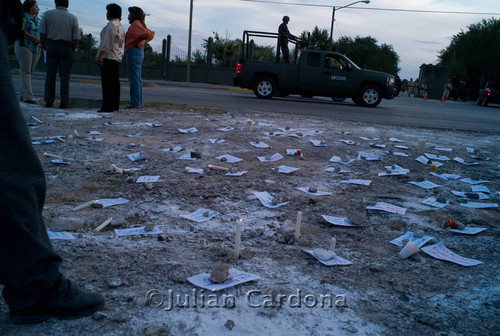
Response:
[[40, 0, 79, 108], [14, 0, 41, 104], [97, 3, 125, 113], [124, 6, 154, 109], [1, 0, 104, 324]]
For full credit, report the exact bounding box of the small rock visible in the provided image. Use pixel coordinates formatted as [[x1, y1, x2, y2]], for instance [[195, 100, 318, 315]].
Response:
[[144, 223, 155, 231], [401, 238, 410, 245], [108, 277, 123, 288], [50, 217, 84, 232], [308, 186, 318, 193], [413, 230, 425, 238], [220, 156, 227, 162], [297, 237, 311, 246], [210, 264, 229, 284], [347, 211, 368, 226], [111, 216, 125, 227], [93, 311, 107, 321], [145, 183, 154, 190], [224, 320, 235, 330], [203, 211, 210, 217]]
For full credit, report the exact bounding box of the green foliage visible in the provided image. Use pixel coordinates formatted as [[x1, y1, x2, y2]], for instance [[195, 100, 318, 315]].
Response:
[[143, 43, 163, 67], [334, 36, 400, 75], [299, 26, 330, 50], [192, 49, 206, 65], [75, 29, 98, 61], [438, 18, 500, 86], [204, 32, 241, 68]]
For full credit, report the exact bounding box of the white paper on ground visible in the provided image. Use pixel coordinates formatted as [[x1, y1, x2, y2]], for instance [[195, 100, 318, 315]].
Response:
[[340, 179, 372, 186], [339, 139, 356, 145], [321, 215, 362, 227], [449, 227, 487, 235], [433, 147, 453, 152], [408, 180, 441, 189], [181, 208, 219, 222], [161, 146, 183, 152], [187, 268, 260, 291], [329, 156, 355, 165], [145, 123, 163, 127], [416, 155, 444, 167], [276, 165, 300, 174], [226, 170, 247, 176], [453, 157, 479, 165], [421, 242, 482, 266], [430, 172, 461, 180], [357, 152, 380, 161], [451, 191, 489, 200], [253, 191, 289, 208], [310, 139, 327, 147], [217, 126, 235, 132], [425, 153, 450, 161], [390, 231, 434, 248], [304, 249, 352, 266], [460, 202, 498, 209], [277, 127, 297, 132], [88, 131, 101, 135], [466, 147, 475, 153], [47, 229, 76, 240], [388, 137, 405, 143], [324, 167, 351, 173], [394, 145, 409, 150], [264, 131, 285, 137], [422, 197, 449, 208], [367, 202, 406, 215], [86, 137, 104, 142], [186, 167, 204, 174], [96, 197, 129, 208], [257, 153, 284, 162], [370, 144, 386, 148], [286, 149, 302, 156], [136, 176, 160, 183], [114, 226, 162, 237], [128, 152, 150, 161], [178, 127, 198, 133], [250, 141, 269, 148], [51, 159, 70, 164], [359, 137, 379, 141], [459, 178, 490, 185], [387, 151, 410, 157], [125, 133, 142, 138], [178, 154, 197, 161], [471, 185, 491, 193], [209, 139, 226, 144], [217, 154, 243, 163], [296, 187, 332, 196]]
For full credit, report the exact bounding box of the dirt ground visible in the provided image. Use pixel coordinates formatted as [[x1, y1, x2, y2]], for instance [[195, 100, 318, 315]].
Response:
[[0, 101, 499, 336]]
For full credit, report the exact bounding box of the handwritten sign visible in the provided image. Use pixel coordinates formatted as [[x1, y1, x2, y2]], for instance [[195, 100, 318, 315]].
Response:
[[115, 226, 162, 237], [304, 249, 352, 266], [321, 215, 362, 227], [187, 268, 260, 291], [253, 191, 289, 208], [181, 208, 219, 222], [97, 197, 129, 208], [421, 242, 482, 266], [136, 176, 160, 183], [390, 231, 434, 248], [257, 153, 284, 162], [296, 187, 332, 196], [47, 229, 76, 240], [367, 202, 406, 215]]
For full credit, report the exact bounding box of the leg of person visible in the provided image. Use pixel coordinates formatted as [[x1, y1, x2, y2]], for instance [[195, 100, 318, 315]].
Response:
[[126, 48, 143, 108], [110, 59, 120, 111], [44, 40, 58, 107], [27, 50, 41, 102], [137, 49, 144, 108], [14, 41, 30, 101], [58, 41, 73, 107], [99, 58, 114, 112], [0, 31, 104, 324]]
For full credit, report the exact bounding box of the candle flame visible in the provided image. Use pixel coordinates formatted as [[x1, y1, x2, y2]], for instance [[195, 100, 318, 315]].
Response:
[[238, 218, 243, 223]]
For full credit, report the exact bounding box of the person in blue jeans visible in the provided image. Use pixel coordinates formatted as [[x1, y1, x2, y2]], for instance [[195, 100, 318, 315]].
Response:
[[124, 6, 154, 109]]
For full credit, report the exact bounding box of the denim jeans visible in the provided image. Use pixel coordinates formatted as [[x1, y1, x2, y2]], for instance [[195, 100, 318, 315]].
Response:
[[44, 39, 74, 106], [126, 47, 144, 108]]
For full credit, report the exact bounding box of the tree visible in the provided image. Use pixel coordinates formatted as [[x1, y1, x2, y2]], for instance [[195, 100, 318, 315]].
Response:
[[438, 18, 500, 95], [299, 26, 330, 51], [75, 29, 98, 61], [335, 36, 400, 75], [203, 32, 241, 68], [143, 43, 163, 67]]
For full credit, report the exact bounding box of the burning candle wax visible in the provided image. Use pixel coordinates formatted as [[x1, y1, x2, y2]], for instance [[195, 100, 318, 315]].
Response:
[[234, 218, 243, 259], [295, 211, 303, 240]]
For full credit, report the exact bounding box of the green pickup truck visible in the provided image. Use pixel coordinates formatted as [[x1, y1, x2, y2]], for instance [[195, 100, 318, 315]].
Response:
[[233, 31, 398, 107]]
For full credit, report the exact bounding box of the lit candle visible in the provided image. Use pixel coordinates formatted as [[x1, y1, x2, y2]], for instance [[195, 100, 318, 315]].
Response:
[[246, 118, 253, 132], [74, 130, 81, 137], [72, 200, 97, 212], [330, 235, 337, 252], [30, 115, 42, 123], [295, 211, 303, 240], [43, 152, 62, 160], [111, 164, 123, 174], [207, 164, 229, 172], [95, 217, 113, 232], [234, 218, 243, 259]]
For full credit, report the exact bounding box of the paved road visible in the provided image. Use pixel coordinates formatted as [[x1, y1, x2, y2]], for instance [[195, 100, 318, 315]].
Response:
[[18, 75, 500, 133]]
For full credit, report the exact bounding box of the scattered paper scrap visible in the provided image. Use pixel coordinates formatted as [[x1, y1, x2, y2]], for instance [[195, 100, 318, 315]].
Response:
[[453, 157, 479, 166], [422, 197, 449, 208], [370, 143, 386, 148], [103, 122, 120, 126], [448, 227, 487, 235], [337, 131, 352, 135], [125, 133, 142, 138], [86, 137, 104, 142], [181, 208, 219, 222], [460, 202, 498, 209], [296, 187, 332, 196], [128, 152, 150, 161], [145, 123, 163, 127], [304, 249, 352, 266], [136, 176, 160, 183], [264, 131, 285, 137], [321, 215, 363, 227], [250, 141, 269, 148], [51, 159, 70, 165], [459, 178, 490, 185], [47, 229, 76, 240], [425, 153, 450, 161], [276, 165, 300, 174], [339, 139, 356, 145], [340, 179, 371, 186], [394, 145, 409, 150], [162, 146, 183, 153], [421, 242, 482, 266], [278, 127, 297, 132], [416, 155, 443, 167], [217, 154, 243, 163], [471, 185, 491, 193], [226, 170, 247, 176], [433, 147, 452, 152], [88, 131, 101, 135], [178, 154, 197, 161], [257, 153, 284, 162], [115, 226, 162, 237], [390, 231, 434, 248], [359, 137, 379, 141], [409, 180, 441, 189], [286, 149, 302, 156], [379, 164, 409, 176], [96, 198, 129, 208], [430, 172, 461, 180], [357, 152, 380, 161], [253, 191, 289, 208], [329, 156, 355, 165], [186, 166, 204, 174], [209, 139, 226, 144], [324, 167, 351, 174], [217, 126, 235, 132], [452, 191, 489, 200], [367, 202, 406, 215], [389, 137, 405, 143], [32, 140, 55, 145], [310, 139, 327, 147], [187, 268, 260, 291], [387, 151, 410, 157], [178, 127, 198, 134]]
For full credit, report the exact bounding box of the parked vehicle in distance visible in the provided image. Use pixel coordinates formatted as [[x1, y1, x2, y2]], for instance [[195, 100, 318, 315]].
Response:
[[477, 75, 500, 107], [233, 31, 398, 108]]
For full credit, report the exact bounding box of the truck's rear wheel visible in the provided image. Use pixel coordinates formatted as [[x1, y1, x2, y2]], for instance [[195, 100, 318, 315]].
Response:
[[253, 77, 276, 99], [358, 85, 382, 107]]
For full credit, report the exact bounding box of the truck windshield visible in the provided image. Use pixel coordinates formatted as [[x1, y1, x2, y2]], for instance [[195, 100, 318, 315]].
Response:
[[342, 55, 361, 70]]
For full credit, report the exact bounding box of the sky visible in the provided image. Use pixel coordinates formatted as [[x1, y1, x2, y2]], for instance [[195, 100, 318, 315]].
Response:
[[35, 0, 500, 80]]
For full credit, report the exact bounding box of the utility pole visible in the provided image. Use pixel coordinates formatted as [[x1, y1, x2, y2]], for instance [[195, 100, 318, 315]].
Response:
[[187, 0, 193, 82]]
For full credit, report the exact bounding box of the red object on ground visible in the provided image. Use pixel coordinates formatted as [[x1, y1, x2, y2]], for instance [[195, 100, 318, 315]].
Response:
[[445, 218, 459, 229]]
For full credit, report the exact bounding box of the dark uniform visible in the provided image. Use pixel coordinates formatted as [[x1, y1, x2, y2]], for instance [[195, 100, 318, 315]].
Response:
[[278, 16, 293, 63]]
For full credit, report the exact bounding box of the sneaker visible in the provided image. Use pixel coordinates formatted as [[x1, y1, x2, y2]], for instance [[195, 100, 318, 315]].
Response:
[[9, 278, 105, 324]]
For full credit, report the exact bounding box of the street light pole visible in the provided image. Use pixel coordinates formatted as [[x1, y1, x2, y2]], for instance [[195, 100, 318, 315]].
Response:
[[187, 0, 193, 82], [329, 0, 370, 50]]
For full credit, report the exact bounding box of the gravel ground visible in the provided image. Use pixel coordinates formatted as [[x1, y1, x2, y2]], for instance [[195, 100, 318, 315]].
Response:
[[0, 101, 499, 336]]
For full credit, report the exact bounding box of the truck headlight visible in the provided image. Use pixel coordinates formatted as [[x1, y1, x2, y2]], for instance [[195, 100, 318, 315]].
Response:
[[387, 77, 395, 86]]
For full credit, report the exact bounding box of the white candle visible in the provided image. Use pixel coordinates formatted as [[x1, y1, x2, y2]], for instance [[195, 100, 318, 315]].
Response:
[[246, 118, 253, 132], [295, 211, 303, 240], [330, 236, 337, 252], [234, 218, 243, 259], [111, 164, 123, 174], [207, 164, 229, 172], [95, 217, 113, 232], [72, 200, 97, 212], [43, 152, 62, 160]]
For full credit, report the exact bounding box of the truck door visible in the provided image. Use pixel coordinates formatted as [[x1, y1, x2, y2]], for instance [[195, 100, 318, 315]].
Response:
[[297, 52, 324, 92], [320, 54, 357, 96]]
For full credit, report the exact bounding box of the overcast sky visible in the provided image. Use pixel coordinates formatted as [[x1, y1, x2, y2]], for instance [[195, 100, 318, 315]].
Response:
[[36, 0, 500, 80]]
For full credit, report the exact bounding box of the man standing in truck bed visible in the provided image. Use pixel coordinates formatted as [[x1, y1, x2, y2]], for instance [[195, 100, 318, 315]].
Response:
[[278, 15, 296, 63]]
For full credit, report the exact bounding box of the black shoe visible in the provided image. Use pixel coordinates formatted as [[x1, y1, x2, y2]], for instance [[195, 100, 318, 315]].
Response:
[[97, 108, 113, 113], [126, 105, 141, 109], [9, 278, 105, 324], [24, 99, 37, 104], [59, 104, 71, 109], [45, 103, 53, 108]]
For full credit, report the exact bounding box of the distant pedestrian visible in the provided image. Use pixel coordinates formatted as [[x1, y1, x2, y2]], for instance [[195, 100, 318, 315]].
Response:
[[96, 3, 125, 112], [40, 0, 79, 108], [408, 78, 414, 97], [124, 6, 154, 109], [419, 79, 427, 98], [14, 0, 41, 104], [442, 79, 452, 101], [278, 15, 296, 63]]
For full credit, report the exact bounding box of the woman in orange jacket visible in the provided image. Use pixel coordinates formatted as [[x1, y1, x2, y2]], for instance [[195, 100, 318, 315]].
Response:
[[124, 6, 154, 108]]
